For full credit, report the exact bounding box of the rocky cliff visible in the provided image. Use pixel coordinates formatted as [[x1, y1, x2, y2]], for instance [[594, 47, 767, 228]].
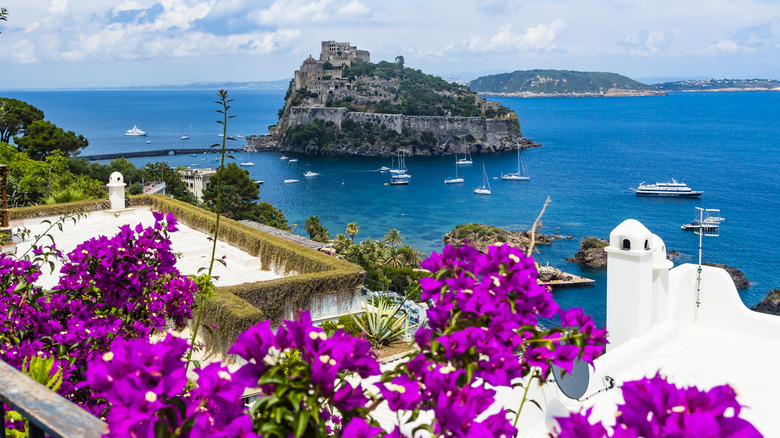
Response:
[[751, 289, 780, 316], [257, 107, 538, 157]]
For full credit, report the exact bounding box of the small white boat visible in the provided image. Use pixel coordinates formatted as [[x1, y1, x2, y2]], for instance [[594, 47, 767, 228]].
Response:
[[125, 125, 147, 136], [457, 141, 472, 165], [445, 156, 464, 184], [236, 134, 244, 138], [288, 159, 298, 162], [501, 145, 530, 181], [378, 166, 390, 172], [304, 171, 320, 177], [239, 162, 255, 167], [180, 135, 190, 140], [390, 176, 409, 185], [146, 140, 151, 144], [255, 180, 264, 185], [284, 179, 299, 183], [280, 156, 289, 160], [474, 163, 491, 195], [392, 173, 411, 180]]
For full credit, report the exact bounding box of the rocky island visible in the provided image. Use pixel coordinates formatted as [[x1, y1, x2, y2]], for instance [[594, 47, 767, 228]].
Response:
[[442, 223, 552, 254], [468, 70, 667, 98], [751, 289, 780, 316], [566, 237, 609, 268], [248, 41, 539, 156]]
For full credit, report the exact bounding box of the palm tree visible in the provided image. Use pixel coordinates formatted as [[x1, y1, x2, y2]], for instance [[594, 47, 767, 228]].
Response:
[[383, 228, 403, 249], [333, 234, 351, 254], [304, 216, 322, 239], [346, 222, 359, 244], [381, 246, 405, 268], [398, 245, 422, 267]]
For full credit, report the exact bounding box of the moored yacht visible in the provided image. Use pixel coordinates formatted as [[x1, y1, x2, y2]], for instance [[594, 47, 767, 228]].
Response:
[[634, 179, 702, 197], [125, 125, 147, 136]]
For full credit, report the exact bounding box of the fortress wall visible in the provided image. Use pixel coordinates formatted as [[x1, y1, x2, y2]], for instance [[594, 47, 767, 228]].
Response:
[[288, 107, 519, 140]]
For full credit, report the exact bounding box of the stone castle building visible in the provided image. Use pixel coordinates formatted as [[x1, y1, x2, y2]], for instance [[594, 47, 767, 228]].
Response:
[[293, 40, 370, 91]]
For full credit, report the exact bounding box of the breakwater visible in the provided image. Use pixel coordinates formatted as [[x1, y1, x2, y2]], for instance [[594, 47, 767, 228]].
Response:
[[81, 148, 245, 161]]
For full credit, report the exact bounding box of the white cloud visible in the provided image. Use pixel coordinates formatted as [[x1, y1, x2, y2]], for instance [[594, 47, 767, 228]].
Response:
[[12, 40, 39, 64], [48, 0, 69, 16], [115, 1, 144, 13], [25, 22, 40, 33], [704, 39, 756, 53], [466, 20, 566, 52], [252, 0, 333, 25], [338, 0, 369, 16]]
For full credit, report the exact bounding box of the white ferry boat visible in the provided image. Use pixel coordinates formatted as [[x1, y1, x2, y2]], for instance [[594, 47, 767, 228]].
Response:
[[125, 125, 147, 136], [634, 179, 702, 197]]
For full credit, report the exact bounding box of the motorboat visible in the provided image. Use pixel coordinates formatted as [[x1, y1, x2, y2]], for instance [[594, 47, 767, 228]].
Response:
[[304, 171, 320, 177], [681, 216, 724, 232], [284, 179, 299, 183], [634, 179, 702, 197], [280, 156, 289, 160], [239, 162, 255, 167], [255, 180, 264, 185], [180, 135, 190, 140], [390, 175, 409, 185], [378, 166, 390, 172], [289, 159, 298, 162], [125, 125, 147, 136], [474, 163, 491, 195]]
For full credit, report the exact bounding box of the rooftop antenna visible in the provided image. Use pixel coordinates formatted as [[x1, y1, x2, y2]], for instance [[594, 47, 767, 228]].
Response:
[[695, 207, 723, 310]]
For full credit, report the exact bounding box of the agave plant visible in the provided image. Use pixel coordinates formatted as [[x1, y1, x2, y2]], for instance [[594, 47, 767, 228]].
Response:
[[350, 294, 421, 348]]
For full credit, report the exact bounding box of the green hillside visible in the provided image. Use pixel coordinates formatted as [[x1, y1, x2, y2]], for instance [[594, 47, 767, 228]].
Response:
[[656, 78, 780, 91], [468, 70, 660, 95]]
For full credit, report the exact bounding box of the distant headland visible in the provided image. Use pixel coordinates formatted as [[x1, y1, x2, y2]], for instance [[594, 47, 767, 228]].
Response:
[[468, 69, 667, 98], [248, 41, 539, 157], [656, 78, 780, 92]]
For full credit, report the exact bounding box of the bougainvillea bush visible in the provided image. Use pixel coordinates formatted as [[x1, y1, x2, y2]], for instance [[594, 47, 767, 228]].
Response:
[[0, 211, 196, 417], [1, 212, 760, 437]]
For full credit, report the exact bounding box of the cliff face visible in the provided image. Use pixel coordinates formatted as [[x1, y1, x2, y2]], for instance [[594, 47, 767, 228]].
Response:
[[752, 289, 780, 316], [260, 107, 537, 157]]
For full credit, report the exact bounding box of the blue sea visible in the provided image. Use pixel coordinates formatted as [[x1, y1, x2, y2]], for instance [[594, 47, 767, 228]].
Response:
[[4, 89, 780, 326]]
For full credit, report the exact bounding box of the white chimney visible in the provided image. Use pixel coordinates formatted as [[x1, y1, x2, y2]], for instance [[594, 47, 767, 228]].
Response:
[[107, 172, 126, 211], [603, 219, 655, 350]]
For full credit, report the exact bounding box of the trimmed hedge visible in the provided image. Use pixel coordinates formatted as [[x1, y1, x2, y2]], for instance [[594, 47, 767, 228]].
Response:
[[149, 195, 365, 355]]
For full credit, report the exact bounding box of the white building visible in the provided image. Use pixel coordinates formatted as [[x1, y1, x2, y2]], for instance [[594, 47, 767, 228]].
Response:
[[500, 219, 780, 436], [178, 167, 216, 201]]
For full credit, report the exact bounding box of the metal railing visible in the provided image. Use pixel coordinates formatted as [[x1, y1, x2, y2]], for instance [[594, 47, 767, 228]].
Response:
[[0, 360, 107, 438]]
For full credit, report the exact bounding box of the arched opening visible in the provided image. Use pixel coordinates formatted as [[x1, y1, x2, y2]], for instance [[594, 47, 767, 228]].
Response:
[[644, 240, 650, 250], [622, 239, 631, 250]]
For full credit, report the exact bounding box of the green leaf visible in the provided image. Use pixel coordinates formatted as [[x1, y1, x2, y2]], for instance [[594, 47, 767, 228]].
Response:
[[293, 411, 310, 438]]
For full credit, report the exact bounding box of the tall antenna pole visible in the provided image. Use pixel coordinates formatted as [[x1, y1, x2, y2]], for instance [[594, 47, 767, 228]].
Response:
[[694, 207, 722, 317]]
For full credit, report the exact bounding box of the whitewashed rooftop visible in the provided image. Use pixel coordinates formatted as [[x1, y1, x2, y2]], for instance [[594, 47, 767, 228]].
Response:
[[11, 206, 282, 290]]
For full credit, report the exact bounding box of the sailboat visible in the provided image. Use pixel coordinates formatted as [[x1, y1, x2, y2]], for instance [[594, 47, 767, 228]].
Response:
[[457, 141, 473, 165], [501, 145, 530, 181], [444, 156, 464, 184], [474, 163, 491, 195], [389, 151, 408, 174]]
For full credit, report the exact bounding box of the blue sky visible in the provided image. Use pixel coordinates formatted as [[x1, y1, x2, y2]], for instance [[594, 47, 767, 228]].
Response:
[[2, 0, 780, 89]]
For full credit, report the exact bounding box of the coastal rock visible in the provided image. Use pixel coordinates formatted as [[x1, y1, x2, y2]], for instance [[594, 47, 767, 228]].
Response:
[[751, 289, 780, 316], [442, 223, 552, 254], [566, 237, 609, 268], [702, 263, 750, 290]]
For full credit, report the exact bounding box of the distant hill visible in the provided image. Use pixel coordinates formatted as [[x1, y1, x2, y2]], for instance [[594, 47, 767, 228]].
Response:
[[468, 70, 665, 97], [124, 79, 292, 90], [656, 78, 780, 92]]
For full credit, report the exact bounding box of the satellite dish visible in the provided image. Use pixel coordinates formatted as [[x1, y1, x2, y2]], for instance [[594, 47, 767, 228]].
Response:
[[551, 358, 590, 399]]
